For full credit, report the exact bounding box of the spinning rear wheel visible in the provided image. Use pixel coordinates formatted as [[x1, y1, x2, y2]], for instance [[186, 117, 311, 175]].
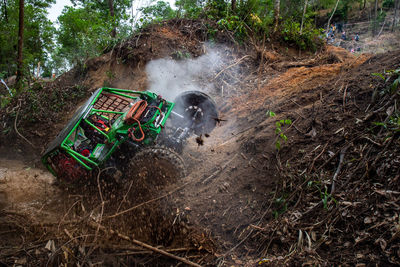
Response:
[[172, 91, 219, 135], [124, 145, 186, 197]]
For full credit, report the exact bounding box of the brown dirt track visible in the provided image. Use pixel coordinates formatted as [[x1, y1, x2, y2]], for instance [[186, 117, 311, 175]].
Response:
[[0, 19, 399, 266]]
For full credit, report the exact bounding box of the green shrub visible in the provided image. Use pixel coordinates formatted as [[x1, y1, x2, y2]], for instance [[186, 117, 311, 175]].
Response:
[[383, 0, 394, 8], [281, 19, 324, 51], [217, 15, 248, 40]]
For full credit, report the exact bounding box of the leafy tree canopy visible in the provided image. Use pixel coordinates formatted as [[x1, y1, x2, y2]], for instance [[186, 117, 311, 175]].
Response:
[[0, 0, 56, 79], [139, 0, 175, 24]]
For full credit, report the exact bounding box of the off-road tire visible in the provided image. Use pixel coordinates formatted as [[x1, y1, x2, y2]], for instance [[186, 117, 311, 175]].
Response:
[[126, 145, 187, 182], [123, 145, 186, 200], [172, 90, 219, 135]]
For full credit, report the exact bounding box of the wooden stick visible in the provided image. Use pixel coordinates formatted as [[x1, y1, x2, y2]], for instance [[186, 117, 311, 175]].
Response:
[[377, 19, 386, 37], [257, 34, 266, 91], [107, 180, 191, 219], [96, 244, 195, 253], [201, 154, 237, 184], [88, 221, 202, 267], [211, 55, 251, 81], [14, 101, 35, 148], [309, 143, 328, 171], [331, 147, 347, 194], [298, 147, 348, 220], [342, 84, 348, 109]]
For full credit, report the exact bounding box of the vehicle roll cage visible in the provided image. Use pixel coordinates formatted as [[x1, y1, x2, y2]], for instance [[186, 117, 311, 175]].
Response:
[[42, 87, 175, 176]]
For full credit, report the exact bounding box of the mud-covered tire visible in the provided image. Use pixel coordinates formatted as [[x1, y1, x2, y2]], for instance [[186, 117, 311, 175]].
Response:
[[126, 145, 187, 182]]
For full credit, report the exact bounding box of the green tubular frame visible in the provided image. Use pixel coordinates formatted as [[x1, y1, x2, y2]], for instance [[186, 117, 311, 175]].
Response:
[[42, 87, 175, 174]]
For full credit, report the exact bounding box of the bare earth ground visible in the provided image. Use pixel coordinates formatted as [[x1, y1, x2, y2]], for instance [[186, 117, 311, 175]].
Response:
[[0, 19, 399, 266]]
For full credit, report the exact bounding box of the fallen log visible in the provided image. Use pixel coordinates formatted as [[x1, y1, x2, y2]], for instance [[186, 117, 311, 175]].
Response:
[[88, 221, 202, 267]]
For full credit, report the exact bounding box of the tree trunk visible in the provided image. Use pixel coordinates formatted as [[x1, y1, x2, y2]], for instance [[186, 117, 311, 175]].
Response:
[[273, 0, 280, 33], [108, 0, 116, 38], [393, 0, 399, 32], [2, 0, 8, 22], [231, 0, 236, 11], [36, 61, 40, 78], [16, 0, 24, 87], [300, 0, 309, 35], [326, 0, 340, 33], [373, 0, 378, 35]]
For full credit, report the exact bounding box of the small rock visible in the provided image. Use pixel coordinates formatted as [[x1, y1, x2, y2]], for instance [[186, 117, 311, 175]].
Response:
[[364, 217, 372, 224], [14, 257, 27, 265]]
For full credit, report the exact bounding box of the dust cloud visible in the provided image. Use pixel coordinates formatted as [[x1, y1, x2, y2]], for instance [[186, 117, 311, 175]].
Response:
[[145, 47, 224, 101]]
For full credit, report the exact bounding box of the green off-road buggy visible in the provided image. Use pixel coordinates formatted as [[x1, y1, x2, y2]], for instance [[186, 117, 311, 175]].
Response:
[[42, 87, 218, 183]]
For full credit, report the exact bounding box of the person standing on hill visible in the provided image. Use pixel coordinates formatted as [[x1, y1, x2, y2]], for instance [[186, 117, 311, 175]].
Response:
[[337, 23, 343, 33]]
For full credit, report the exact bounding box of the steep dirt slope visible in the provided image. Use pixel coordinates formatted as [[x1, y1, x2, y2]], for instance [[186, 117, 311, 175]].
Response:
[[232, 50, 400, 265]]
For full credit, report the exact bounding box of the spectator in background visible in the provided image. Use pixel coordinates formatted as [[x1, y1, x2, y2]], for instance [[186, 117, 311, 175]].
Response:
[[337, 23, 343, 33], [342, 31, 346, 40], [355, 33, 359, 41]]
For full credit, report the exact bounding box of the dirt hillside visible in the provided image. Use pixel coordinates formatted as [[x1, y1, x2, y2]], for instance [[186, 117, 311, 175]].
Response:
[[0, 19, 399, 266]]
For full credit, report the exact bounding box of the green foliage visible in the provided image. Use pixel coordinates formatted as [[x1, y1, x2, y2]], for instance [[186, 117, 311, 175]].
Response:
[[0, 0, 56, 78], [373, 115, 400, 132], [372, 68, 400, 94], [1, 96, 12, 109], [307, 180, 337, 210], [266, 110, 276, 117], [320, 188, 337, 209], [172, 50, 191, 59], [55, 6, 113, 67], [388, 70, 400, 93], [372, 68, 400, 133], [266, 110, 292, 150], [0, 0, 329, 79], [371, 72, 385, 80], [281, 19, 324, 51], [71, 0, 132, 20], [209, 0, 274, 38], [275, 119, 292, 150], [217, 15, 248, 40], [176, 0, 205, 18], [281, 0, 303, 18], [52, 0, 132, 69], [383, 0, 395, 9], [332, 0, 351, 21], [139, 1, 175, 25], [206, 25, 218, 39], [273, 195, 288, 218]]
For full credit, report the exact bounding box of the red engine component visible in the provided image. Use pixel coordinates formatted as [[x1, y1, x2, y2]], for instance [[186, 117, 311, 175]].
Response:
[[54, 153, 88, 182]]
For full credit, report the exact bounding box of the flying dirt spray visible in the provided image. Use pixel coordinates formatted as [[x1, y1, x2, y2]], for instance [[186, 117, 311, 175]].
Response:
[[145, 48, 224, 101], [144, 45, 240, 155], [145, 47, 231, 141]]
